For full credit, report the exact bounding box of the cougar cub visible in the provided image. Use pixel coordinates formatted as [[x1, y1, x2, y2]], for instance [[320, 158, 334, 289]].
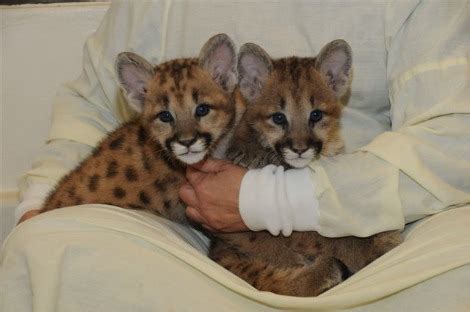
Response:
[[210, 40, 401, 297], [41, 33, 244, 223]]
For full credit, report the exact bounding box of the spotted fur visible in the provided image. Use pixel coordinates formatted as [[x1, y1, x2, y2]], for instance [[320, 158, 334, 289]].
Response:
[[41, 34, 245, 224], [210, 40, 401, 297]]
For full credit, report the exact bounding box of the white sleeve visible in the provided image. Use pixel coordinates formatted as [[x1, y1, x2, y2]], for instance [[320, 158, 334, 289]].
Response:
[[239, 165, 319, 236], [14, 184, 53, 223]]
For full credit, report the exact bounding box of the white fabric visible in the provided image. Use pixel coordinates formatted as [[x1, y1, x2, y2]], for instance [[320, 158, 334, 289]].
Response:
[[2, 205, 470, 311], [306, 0, 470, 237], [240, 165, 318, 236], [14, 183, 52, 223]]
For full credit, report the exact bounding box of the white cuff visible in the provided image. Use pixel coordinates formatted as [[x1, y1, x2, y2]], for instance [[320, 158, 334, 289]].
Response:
[[15, 183, 53, 224], [239, 165, 319, 236]]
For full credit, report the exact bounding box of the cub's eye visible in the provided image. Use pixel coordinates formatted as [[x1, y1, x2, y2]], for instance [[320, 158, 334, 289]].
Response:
[[272, 112, 287, 125], [158, 111, 174, 123], [195, 104, 210, 117], [310, 110, 323, 123]]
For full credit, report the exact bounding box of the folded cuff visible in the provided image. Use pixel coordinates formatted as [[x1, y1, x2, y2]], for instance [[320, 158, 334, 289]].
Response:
[[15, 183, 53, 224], [239, 165, 319, 236]]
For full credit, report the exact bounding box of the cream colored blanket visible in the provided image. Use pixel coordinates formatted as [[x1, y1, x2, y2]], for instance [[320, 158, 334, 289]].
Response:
[[1, 205, 470, 311]]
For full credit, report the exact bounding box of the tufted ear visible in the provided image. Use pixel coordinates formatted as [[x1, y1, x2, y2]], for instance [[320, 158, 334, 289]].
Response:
[[237, 43, 273, 103], [199, 33, 237, 93], [315, 39, 352, 98], [115, 52, 155, 113]]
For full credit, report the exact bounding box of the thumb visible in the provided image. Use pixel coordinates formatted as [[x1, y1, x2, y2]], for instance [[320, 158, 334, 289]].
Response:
[[190, 158, 231, 173]]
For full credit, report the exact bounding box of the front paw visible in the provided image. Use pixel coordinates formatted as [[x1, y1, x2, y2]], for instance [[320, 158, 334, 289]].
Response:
[[372, 230, 402, 256]]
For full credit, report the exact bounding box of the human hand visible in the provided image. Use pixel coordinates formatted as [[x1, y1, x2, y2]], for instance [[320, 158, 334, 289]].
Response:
[[179, 158, 249, 232], [17, 209, 40, 225]]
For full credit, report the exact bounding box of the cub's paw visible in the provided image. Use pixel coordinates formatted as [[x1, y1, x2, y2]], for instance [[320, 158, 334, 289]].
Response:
[[372, 230, 402, 256], [303, 257, 350, 297]]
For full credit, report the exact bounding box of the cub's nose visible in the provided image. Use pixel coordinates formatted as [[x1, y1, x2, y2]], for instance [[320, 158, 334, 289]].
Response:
[[178, 137, 197, 147], [291, 147, 309, 155]]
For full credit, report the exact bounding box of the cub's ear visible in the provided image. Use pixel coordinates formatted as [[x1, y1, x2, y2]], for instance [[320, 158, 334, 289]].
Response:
[[199, 33, 237, 93], [315, 39, 352, 98], [115, 52, 155, 113], [238, 43, 272, 103]]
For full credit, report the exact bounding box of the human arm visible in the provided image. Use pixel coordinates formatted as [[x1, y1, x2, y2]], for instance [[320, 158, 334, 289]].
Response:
[[180, 161, 319, 235], [308, 0, 470, 237]]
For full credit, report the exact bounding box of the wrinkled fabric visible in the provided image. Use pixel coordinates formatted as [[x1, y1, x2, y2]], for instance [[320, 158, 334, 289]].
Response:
[[240, 165, 319, 236], [309, 1, 470, 237], [2, 205, 470, 311]]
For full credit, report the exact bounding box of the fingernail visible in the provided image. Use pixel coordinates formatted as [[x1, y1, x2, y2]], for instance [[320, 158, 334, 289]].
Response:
[[181, 183, 190, 189]]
